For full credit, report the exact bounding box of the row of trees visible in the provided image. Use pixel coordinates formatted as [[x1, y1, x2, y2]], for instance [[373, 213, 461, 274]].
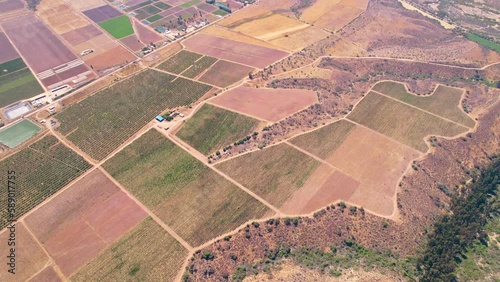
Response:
[[417, 156, 499, 281]]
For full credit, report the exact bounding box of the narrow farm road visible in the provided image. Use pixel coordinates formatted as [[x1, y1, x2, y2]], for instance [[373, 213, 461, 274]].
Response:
[[160, 128, 282, 216], [97, 167, 194, 252]]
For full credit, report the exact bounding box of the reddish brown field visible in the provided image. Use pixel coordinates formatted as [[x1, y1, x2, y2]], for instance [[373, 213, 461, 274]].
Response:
[[23, 170, 147, 277], [326, 126, 420, 216], [120, 35, 144, 51], [133, 21, 162, 44], [0, 223, 48, 282], [1, 15, 79, 72], [61, 24, 103, 46], [27, 266, 63, 282], [0, 32, 19, 64], [0, 0, 24, 13], [183, 33, 289, 68], [211, 86, 318, 122], [198, 60, 253, 88], [85, 45, 136, 72]]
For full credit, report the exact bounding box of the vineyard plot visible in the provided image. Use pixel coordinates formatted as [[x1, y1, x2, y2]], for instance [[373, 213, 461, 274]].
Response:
[[0, 135, 91, 229], [103, 130, 270, 246], [55, 69, 212, 160]]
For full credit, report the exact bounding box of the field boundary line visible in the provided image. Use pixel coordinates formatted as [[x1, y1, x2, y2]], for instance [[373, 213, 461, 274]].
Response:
[[97, 167, 194, 252], [27, 146, 89, 172], [49, 128, 98, 165], [205, 101, 271, 123], [374, 79, 476, 124], [371, 90, 472, 129], [0, 25, 47, 92], [162, 129, 282, 216], [283, 140, 360, 185], [150, 66, 220, 89], [346, 119, 423, 154], [21, 220, 68, 281]]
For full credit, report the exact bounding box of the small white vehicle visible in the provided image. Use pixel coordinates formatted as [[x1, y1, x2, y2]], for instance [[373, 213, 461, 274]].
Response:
[[80, 49, 94, 56]]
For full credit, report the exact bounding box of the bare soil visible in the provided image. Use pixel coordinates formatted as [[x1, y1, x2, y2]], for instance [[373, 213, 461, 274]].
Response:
[[211, 86, 317, 122]]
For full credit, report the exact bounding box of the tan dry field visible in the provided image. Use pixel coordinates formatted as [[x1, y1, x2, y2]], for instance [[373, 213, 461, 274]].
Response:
[[37, 0, 90, 34], [211, 86, 318, 122], [27, 266, 63, 282], [0, 223, 48, 282], [301, 0, 344, 23], [268, 26, 330, 51], [200, 25, 289, 52], [231, 13, 308, 41], [72, 33, 119, 56], [218, 6, 328, 51], [289, 120, 420, 216], [85, 45, 136, 71], [280, 164, 362, 215], [326, 126, 420, 216], [61, 24, 103, 46], [253, 0, 297, 14], [312, 0, 369, 31], [67, 0, 106, 11], [23, 170, 147, 277], [218, 5, 272, 28]]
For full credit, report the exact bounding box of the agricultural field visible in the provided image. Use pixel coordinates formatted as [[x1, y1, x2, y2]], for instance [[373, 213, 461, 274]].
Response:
[[300, 0, 369, 31], [0, 64, 44, 108], [0, 135, 91, 230], [0, 37, 44, 107], [0, 119, 41, 148], [24, 169, 147, 277], [211, 87, 318, 122], [347, 92, 469, 152], [82, 4, 124, 23], [115, 0, 233, 28], [198, 60, 254, 87], [39, 0, 138, 72], [176, 104, 261, 155], [0, 223, 49, 281], [372, 81, 475, 128], [183, 33, 289, 69], [72, 217, 188, 282], [181, 55, 218, 78], [27, 267, 62, 282], [218, 9, 329, 51], [103, 130, 270, 246], [55, 69, 212, 160], [290, 120, 356, 158], [200, 24, 289, 51], [0, 0, 24, 13], [215, 143, 322, 207], [98, 15, 135, 39], [1, 14, 93, 88], [286, 118, 421, 215], [156, 50, 203, 74]]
